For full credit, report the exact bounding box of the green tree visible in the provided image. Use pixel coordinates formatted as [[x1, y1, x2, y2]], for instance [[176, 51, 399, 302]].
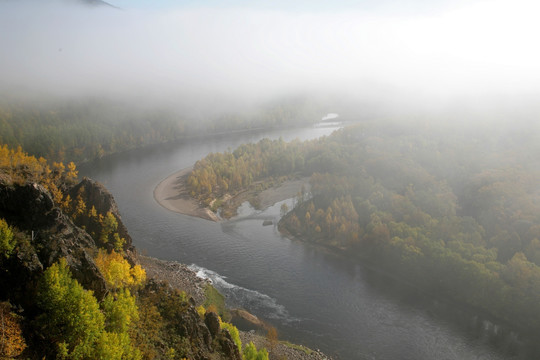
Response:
[[94, 331, 140, 360], [99, 212, 119, 245], [102, 288, 139, 333], [38, 259, 142, 360], [37, 259, 105, 359], [0, 218, 15, 258], [243, 341, 269, 360]]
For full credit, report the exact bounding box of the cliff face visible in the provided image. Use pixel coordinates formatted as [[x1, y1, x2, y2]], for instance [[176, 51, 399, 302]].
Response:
[[139, 280, 242, 360], [69, 177, 137, 261], [0, 179, 242, 360], [0, 182, 107, 304]]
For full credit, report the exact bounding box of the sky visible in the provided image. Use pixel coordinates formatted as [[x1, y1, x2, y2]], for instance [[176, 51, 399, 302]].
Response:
[[1, 0, 539, 113], [111, 0, 459, 13]]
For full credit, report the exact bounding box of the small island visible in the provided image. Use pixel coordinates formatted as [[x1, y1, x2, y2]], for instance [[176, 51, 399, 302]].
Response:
[[154, 165, 310, 221], [154, 137, 314, 220]]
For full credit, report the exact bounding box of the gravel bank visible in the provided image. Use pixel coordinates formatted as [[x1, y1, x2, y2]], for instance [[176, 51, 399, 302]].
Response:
[[138, 255, 208, 305], [139, 255, 334, 359]]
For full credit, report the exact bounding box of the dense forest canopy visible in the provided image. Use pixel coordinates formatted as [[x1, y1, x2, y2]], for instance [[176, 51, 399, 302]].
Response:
[[0, 95, 325, 163], [188, 119, 540, 332]]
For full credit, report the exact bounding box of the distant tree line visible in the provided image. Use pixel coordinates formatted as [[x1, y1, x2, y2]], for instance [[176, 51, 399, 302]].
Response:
[[0, 96, 323, 163]]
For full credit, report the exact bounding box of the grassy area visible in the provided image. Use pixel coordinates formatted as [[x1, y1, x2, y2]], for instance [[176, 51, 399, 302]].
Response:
[[203, 283, 231, 321], [280, 340, 313, 355]]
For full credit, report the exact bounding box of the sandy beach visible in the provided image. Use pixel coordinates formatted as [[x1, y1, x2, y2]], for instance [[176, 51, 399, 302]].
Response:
[[154, 166, 310, 221], [153, 167, 220, 221], [257, 178, 310, 209]]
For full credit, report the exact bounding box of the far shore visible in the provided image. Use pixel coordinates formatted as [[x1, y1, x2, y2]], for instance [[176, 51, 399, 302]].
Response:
[[153, 167, 309, 221]]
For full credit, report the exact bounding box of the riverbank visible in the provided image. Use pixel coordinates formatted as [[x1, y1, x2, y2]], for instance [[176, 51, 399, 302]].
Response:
[[277, 222, 531, 355], [154, 166, 309, 220], [138, 255, 333, 360]]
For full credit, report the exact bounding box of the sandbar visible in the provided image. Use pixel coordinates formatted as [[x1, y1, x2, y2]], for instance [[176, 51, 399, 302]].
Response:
[[153, 167, 220, 221], [154, 166, 310, 221]]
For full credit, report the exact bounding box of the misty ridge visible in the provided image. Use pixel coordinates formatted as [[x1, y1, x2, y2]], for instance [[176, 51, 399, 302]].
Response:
[[1, 0, 540, 126]]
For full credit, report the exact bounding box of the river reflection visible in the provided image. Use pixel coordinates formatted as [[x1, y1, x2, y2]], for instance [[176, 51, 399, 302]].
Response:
[[79, 126, 523, 360]]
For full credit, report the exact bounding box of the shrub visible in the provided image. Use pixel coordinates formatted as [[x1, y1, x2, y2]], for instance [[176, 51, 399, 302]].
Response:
[[0, 302, 26, 358], [37, 259, 105, 359], [95, 249, 146, 290], [0, 219, 15, 258], [243, 341, 269, 360]]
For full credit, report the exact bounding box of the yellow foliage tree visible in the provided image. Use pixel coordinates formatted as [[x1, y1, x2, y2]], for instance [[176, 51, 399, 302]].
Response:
[[66, 161, 78, 183], [95, 249, 146, 290], [0, 144, 78, 206]]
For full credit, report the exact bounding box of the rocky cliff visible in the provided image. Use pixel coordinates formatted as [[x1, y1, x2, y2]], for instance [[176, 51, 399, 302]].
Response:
[[0, 182, 107, 304], [0, 179, 242, 359], [69, 177, 137, 261]]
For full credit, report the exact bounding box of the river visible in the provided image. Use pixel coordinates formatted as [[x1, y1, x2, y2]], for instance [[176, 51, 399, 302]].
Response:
[[79, 126, 526, 360]]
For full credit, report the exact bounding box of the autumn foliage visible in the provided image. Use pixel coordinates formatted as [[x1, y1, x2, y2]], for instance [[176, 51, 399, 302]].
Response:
[[95, 249, 146, 290], [187, 138, 314, 205], [37, 259, 142, 360], [0, 302, 26, 358], [0, 144, 78, 205]]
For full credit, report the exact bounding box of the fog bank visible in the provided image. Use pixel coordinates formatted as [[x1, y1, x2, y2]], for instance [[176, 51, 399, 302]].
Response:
[[1, 0, 539, 115]]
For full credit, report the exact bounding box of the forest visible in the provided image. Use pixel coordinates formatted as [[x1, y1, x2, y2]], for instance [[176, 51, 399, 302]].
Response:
[[0, 145, 270, 359], [187, 119, 540, 333], [0, 96, 323, 163]]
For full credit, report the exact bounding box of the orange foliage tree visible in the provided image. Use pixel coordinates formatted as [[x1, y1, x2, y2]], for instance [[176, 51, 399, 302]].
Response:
[[0, 302, 26, 358]]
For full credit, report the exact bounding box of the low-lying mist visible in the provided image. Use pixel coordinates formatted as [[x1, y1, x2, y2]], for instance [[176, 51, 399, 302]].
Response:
[[1, 0, 540, 124]]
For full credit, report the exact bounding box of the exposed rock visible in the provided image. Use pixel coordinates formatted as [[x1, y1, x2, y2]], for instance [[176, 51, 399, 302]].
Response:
[[231, 308, 267, 330], [0, 183, 108, 302], [178, 304, 213, 350], [69, 178, 137, 263], [220, 328, 242, 360], [240, 331, 334, 360], [205, 311, 221, 338], [138, 256, 208, 305], [0, 183, 54, 229], [139, 279, 244, 360]]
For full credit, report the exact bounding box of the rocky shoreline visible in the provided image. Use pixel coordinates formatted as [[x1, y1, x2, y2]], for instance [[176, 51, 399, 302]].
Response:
[[138, 255, 209, 305], [138, 255, 333, 360]]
